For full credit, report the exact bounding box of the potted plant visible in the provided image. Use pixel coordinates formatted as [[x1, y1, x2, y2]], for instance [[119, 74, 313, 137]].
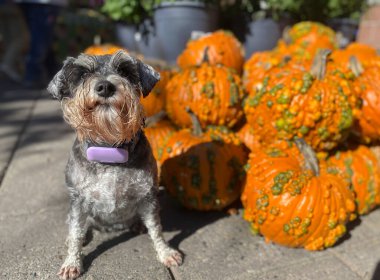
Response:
[[326, 0, 366, 47], [222, 0, 295, 59], [101, 0, 153, 52], [152, 0, 219, 64]]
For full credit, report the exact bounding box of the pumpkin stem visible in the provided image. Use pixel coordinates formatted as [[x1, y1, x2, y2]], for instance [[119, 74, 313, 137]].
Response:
[[349, 56, 364, 77], [185, 106, 203, 136], [282, 26, 291, 45], [310, 49, 332, 80], [145, 110, 166, 127], [283, 55, 291, 63], [294, 138, 320, 176], [94, 34, 101, 46], [202, 46, 210, 64]]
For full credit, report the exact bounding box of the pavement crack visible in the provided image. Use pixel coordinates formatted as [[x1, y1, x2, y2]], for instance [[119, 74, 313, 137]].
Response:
[[329, 250, 365, 279]]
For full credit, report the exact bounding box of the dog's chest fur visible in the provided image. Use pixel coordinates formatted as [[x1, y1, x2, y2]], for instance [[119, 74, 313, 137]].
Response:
[[65, 135, 157, 225]]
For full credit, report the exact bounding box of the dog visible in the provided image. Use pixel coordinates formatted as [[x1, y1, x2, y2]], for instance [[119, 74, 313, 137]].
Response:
[[47, 51, 182, 280]]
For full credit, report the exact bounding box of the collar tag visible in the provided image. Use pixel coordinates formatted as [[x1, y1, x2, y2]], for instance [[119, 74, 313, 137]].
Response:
[[86, 146, 129, 163]]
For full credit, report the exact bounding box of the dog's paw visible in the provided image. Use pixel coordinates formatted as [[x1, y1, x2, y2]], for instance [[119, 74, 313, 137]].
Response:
[[159, 249, 183, 267], [57, 257, 82, 280]]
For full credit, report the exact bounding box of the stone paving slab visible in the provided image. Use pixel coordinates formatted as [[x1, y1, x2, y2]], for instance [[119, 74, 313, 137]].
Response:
[[0, 89, 41, 182], [1, 94, 380, 280], [161, 195, 380, 280], [246, 254, 360, 280], [0, 96, 171, 280]]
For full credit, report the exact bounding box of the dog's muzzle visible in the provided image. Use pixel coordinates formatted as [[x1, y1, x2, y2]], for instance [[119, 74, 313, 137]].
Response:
[[95, 80, 116, 98]]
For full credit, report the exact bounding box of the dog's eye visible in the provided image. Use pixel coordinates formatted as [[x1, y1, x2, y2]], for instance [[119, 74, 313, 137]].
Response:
[[116, 63, 130, 76], [68, 67, 90, 85], [116, 62, 139, 85]]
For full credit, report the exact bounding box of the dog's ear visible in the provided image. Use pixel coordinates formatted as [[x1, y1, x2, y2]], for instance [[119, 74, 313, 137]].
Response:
[[110, 50, 160, 97], [47, 57, 75, 100], [136, 60, 160, 98]]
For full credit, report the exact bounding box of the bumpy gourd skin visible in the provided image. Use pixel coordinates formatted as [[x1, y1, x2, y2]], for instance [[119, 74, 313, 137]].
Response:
[[166, 63, 245, 129], [241, 141, 356, 250], [328, 145, 380, 215], [276, 21, 338, 61], [244, 22, 339, 102], [160, 126, 247, 211], [331, 43, 378, 68], [351, 62, 380, 143], [144, 119, 176, 176], [236, 123, 259, 151], [177, 30, 245, 74], [243, 51, 291, 96], [243, 53, 358, 152]]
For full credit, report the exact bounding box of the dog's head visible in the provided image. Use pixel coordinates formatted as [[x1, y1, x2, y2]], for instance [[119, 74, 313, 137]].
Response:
[[48, 51, 160, 146]]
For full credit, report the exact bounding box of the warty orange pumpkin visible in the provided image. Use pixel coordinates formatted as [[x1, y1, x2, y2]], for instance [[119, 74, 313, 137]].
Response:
[[177, 30, 245, 74], [331, 43, 378, 68], [243, 50, 292, 96], [328, 145, 380, 215], [165, 63, 245, 129], [160, 108, 248, 211], [236, 123, 259, 151], [144, 111, 177, 177], [347, 57, 380, 143], [241, 139, 356, 250], [276, 21, 338, 62], [243, 49, 358, 151]]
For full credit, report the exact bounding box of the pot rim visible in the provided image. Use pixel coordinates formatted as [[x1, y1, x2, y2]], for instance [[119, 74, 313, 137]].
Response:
[[154, 1, 217, 10]]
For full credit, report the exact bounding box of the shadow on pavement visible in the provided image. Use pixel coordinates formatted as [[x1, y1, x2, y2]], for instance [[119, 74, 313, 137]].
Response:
[[372, 261, 380, 280], [0, 81, 72, 150], [82, 231, 138, 272], [333, 217, 362, 247], [80, 191, 230, 272], [159, 191, 229, 249]]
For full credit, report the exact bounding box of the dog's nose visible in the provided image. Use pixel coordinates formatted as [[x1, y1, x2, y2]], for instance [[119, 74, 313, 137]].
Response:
[[95, 81, 116, 98]]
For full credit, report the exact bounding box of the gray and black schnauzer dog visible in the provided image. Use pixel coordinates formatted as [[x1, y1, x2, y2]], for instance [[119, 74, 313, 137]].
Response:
[[48, 51, 182, 280]]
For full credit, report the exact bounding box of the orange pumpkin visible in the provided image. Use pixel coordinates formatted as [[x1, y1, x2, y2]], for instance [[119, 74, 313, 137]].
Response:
[[241, 139, 356, 250], [331, 43, 378, 68], [347, 57, 380, 143], [328, 145, 380, 215], [141, 69, 174, 118], [84, 44, 126, 55], [243, 49, 358, 151], [144, 111, 177, 176], [243, 51, 293, 96], [177, 30, 245, 74], [165, 63, 245, 129], [161, 108, 248, 211], [236, 124, 259, 151], [277, 21, 338, 62]]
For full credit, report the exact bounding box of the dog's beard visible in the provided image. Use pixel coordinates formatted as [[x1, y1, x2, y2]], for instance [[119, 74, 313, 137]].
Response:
[[62, 80, 144, 146]]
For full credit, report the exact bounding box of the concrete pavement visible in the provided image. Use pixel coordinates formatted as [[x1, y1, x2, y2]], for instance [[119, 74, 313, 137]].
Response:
[[1, 80, 380, 280]]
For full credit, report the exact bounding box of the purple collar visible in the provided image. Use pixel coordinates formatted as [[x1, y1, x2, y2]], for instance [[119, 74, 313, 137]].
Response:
[[84, 131, 141, 164], [86, 146, 129, 163]]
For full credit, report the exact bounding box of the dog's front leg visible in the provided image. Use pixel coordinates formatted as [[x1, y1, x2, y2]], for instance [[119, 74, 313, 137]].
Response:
[[139, 196, 183, 267], [58, 199, 87, 280]]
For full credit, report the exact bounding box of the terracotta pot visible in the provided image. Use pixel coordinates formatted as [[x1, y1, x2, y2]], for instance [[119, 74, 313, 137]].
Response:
[[357, 5, 380, 49]]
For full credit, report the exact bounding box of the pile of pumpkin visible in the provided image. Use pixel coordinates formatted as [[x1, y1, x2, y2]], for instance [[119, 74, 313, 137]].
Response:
[[241, 21, 380, 251], [84, 22, 380, 251]]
